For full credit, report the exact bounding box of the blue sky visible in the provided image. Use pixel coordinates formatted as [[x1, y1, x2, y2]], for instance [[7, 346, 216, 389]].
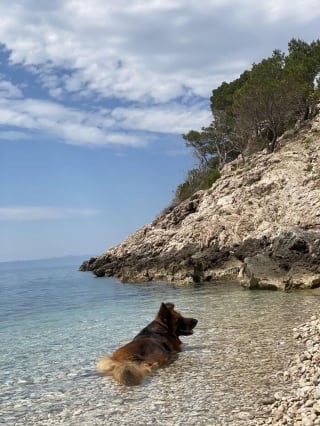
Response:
[[0, 0, 319, 262]]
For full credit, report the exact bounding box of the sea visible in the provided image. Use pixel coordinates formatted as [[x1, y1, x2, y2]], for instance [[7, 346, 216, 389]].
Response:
[[1, 256, 319, 426]]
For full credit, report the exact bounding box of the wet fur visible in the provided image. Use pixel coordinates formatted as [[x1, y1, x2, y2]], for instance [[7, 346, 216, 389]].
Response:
[[97, 302, 197, 386], [96, 357, 154, 386]]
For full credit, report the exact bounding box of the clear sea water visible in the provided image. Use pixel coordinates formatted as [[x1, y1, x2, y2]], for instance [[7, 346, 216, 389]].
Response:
[[1, 257, 320, 426]]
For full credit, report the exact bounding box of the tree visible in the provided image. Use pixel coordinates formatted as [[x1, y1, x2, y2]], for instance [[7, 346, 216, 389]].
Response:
[[182, 130, 211, 169], [285, 38, 320, 119], [210, 70, 250, 116], [176, 38, 320, 203], [209, 70, 253, 162], [233, 50, 298, 152]]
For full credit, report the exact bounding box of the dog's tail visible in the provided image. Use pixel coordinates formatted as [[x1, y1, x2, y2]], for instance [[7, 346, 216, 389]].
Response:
[[97, 356, 155, 386]]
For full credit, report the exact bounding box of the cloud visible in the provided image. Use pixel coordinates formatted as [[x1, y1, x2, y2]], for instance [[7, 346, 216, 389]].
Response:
[[259, 0, 320, 23], [112, 103, 212, 134], [0, 82, 211, 146], [0, 79, 23, 99], [0, 1, 320, 149], [0, 206, 99, 221], [1, 0, 320, 104], [0, 92, 143, 147]]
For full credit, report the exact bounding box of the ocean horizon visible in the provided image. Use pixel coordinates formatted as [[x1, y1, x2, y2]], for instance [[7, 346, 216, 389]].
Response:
[[1, 256, 319, 425], [0, 255, 92, 267]]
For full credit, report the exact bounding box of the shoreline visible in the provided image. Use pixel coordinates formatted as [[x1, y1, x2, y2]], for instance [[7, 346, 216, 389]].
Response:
[[80, 227, 320, 291], [258, 314, 320, 425], [80, 121, 320, 291], [2, 261, 320, 425]]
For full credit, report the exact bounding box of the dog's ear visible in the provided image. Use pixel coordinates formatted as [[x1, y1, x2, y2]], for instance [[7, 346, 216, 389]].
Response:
[[165, 302, 175, 310], [158, 302, 172, 324]]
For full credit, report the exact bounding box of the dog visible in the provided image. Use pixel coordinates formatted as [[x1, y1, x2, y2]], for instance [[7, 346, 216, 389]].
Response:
[[97, 302, 197, 386]]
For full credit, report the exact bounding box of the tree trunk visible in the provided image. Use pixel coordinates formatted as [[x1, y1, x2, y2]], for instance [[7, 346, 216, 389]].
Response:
[[267, 130, 278, 153]]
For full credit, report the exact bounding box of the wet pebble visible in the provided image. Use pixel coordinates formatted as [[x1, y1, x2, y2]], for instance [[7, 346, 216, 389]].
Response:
[[2, 292, 319, 426]]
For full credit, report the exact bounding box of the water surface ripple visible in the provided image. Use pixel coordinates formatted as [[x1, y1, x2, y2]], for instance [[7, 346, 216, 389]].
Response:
[[1, 259, 319, 425]]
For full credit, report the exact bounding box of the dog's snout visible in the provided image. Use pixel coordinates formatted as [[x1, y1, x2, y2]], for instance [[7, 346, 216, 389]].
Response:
[[191, 318, 198, 327]]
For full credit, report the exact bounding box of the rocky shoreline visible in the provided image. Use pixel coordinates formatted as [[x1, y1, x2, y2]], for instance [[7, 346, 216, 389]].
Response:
[[80, 228, 320, 290], [80, 113, 320, 290], [259, 315, 320, 425]]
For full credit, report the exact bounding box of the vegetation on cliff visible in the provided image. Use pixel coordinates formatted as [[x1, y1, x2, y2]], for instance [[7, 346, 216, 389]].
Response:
[[175, 38, 320, 203]]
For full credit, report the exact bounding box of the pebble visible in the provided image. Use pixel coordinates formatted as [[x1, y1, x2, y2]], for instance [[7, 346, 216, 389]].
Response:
[[2, 300, 320, 426], [238, 411, 254, 420], [258, 313, 320, 425]]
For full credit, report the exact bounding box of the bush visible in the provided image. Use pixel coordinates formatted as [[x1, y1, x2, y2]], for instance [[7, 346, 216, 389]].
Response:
[[200, 168, 221, 190], [174, 167, 221, 202], [175, 181, 194, 202]]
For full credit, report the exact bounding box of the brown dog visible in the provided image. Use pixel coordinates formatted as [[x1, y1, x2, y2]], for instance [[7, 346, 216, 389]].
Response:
[[97, 302, 197, 386]]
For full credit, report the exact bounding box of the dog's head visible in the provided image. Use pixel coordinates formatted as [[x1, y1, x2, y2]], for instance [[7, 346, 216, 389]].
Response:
[[156, 302, 197, 336]]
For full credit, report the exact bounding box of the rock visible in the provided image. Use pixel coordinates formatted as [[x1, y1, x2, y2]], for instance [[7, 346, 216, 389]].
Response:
[[237, 411, 254, 420], [260, 397, 276, 405], [80, 113, 320, 288], [241, 254, 284, 290], [259, 314, 320, 424], [302, 417, 315, 426], [274, 391, 284, 400]]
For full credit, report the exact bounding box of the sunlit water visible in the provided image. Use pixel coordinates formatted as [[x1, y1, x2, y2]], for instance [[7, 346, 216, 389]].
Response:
[[1, 257, 319, 425]]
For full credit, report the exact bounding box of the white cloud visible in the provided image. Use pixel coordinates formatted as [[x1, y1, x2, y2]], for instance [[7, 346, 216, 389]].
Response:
[[0, 96, 143, 147], [0, 79, 23, 99], [112, 103, 212, 134], [0, 206, 99, 221], [0, 0, 319, 149], [0, 93, 210, 147], [1, 0, 319, 105]]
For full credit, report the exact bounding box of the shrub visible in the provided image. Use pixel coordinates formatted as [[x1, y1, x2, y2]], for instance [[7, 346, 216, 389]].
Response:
[[174, 167, 221, 202], [200, 168, 221, 190]]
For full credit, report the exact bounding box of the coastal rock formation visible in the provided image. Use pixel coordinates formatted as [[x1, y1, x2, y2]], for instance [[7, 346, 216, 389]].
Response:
[[80, 115, 320, 290]]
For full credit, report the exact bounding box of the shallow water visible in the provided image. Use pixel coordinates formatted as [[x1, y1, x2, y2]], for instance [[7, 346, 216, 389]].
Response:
[[1, 257, 319, 425]]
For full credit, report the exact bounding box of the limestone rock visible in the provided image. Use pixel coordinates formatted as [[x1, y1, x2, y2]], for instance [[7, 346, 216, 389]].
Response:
[[80, 114, 320, 289], [260, 314, 320, 424]]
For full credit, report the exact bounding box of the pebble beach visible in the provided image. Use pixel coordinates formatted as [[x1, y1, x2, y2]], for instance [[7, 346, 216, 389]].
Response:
[[259, 315, 320, 426]]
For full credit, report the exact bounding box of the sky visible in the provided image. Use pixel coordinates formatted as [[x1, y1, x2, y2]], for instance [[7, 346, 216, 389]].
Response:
[[0, 0, 320, 262]]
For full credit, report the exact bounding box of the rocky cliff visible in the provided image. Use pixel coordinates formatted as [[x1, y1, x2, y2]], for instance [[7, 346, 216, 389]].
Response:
[[80, 113, 320, 290]]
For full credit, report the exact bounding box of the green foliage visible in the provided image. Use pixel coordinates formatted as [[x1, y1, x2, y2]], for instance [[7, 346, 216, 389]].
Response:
[[233, 49, 297, 152], [210, 70, 250, 115], [183, 111, 239, 171], [175, 169, 202, 202], [174, 167, 221, 202], [285, 38, 320, 117], [200, 168, 221, 190], [175, 37, 320, 204], [175, 181, 194, 202], [182, 130, 211, 167]]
